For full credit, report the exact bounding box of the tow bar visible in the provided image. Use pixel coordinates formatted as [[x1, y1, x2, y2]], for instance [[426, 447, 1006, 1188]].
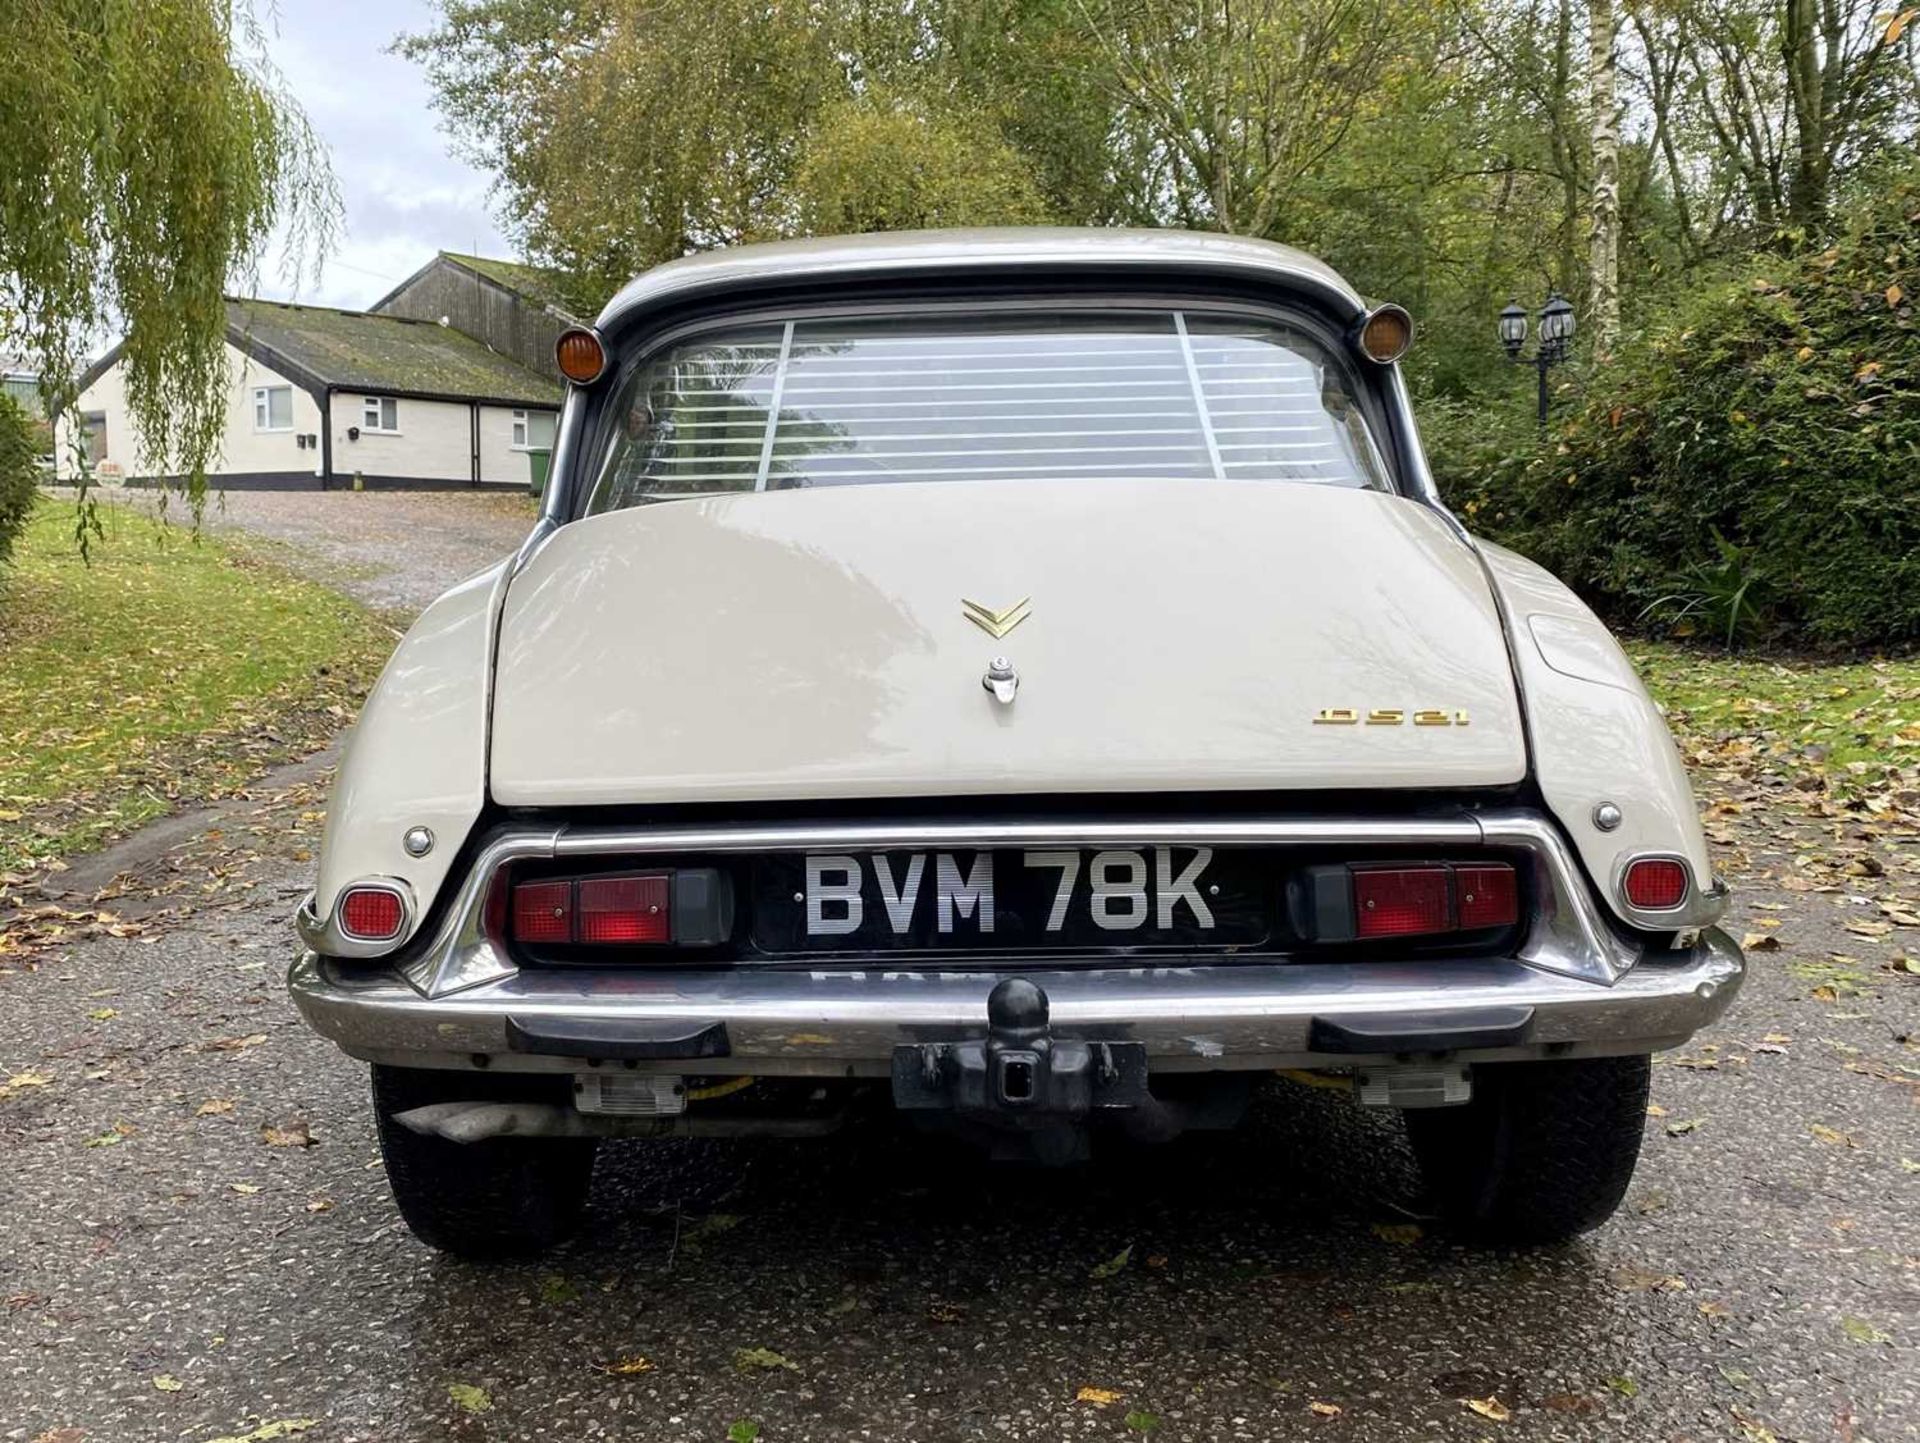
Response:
[[890, 977, 1150, 1116]]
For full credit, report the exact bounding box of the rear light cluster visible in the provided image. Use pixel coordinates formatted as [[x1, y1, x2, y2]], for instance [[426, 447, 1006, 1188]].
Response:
[[498, 867, 734, 950], [1622, 857, 1690, 911], [512, 873, 671, 946], [1352, 863, 1519, 939], [1296, 861, 1521, 944]]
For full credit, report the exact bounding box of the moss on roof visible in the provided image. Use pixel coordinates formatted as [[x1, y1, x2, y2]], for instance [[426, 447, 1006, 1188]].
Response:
[[438, 253, 609, 320], [226, 298, 562, 406]]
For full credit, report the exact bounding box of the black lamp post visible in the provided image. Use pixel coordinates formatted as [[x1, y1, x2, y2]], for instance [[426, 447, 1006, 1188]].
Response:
[[1499, 293, 1576, 424]]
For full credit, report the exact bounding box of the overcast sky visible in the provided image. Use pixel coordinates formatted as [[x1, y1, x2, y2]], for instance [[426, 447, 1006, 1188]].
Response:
[[251, 0, 512, 311]]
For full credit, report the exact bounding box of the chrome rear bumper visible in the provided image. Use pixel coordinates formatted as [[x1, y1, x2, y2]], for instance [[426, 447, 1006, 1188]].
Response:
[[288, 927, 1744, 1076], [296, 809, 1731, 1001]]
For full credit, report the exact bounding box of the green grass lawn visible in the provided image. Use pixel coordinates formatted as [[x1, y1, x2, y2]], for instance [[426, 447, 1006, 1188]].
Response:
[[1628, 640, 1920, 799], [0, 499, 395, 876]]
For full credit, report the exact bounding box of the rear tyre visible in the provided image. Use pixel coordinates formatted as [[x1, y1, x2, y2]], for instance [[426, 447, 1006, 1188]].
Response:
[[1403, 1054, 1650, 1245], [371, 1064, 598, 1259]]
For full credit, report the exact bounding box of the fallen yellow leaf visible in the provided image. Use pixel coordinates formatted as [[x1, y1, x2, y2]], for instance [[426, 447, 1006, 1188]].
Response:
[[1076, 1386, 1123, 1407], [447, 1382, 492, 1414], [1465, 1396, 1512, 1421], [203, 1421, 318, 1443], [600, 1355, 655, 1375], [1611, 1264, 1687, 1293], [1309, 1401, 1343, 1417], [204, 1034, 268, 1052], [0, 1069, 53, 1101]]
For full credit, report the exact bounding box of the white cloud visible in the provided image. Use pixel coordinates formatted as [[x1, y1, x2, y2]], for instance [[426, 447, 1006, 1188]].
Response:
[[246, 0, 514, 310]]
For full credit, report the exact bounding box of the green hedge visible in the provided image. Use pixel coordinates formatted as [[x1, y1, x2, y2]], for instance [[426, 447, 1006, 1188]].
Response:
[[1426, 173, 1920, 649], [0, 396, 38, 568]]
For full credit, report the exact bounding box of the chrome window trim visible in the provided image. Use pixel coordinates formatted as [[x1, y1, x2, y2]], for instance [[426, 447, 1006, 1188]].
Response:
[[295, 877, 417, 960], [537, 386, 594, 527], [1380, 362, 1443, 507], [379, 808, 1727, 1000]]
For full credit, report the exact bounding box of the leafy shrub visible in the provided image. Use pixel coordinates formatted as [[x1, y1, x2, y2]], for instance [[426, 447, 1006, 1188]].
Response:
[[1427, 172, 1920, 649], [1639, 528, 1778, 649], [0, 395, 39, 567]]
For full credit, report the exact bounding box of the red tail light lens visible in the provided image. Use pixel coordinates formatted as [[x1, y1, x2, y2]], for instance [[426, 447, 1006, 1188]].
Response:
[[1456, 865, 1520, 930], [510, 874, 674, 945], [339, 886, 404, 941], [578, 874, 670, 944], [1305, 861, 1520, 943], [1623, 858, 1689, 911], [1353, 866, 1453, 938], [512, 880, 573, 944]]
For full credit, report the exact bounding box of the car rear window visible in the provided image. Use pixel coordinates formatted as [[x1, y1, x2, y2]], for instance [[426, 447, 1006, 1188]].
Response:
[[582, 308, 1391, 511]]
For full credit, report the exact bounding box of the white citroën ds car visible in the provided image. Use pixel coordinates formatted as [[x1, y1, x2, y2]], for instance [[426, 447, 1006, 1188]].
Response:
[[290, 229, 1745, 1257]]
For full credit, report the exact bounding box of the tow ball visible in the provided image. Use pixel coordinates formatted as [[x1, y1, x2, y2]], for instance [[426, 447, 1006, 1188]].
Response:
[[890, 978, 1150, 1116]]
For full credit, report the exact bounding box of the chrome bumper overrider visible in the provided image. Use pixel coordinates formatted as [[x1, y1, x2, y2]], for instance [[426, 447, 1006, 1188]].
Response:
[[288, 927, 1745, 1076]]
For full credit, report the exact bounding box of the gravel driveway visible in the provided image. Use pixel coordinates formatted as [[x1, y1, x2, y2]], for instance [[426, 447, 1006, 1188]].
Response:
[[107, 487, 539, 614]]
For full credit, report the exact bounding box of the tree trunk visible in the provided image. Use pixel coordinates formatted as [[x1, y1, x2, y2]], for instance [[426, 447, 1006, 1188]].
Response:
[[1550, 0, 1583, 296], [1784, 0, 1828, 230], [1587, 0, 1620, 357]]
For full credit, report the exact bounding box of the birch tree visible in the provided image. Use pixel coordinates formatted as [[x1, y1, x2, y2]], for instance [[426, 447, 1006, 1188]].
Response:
[[1587, 0, 1620, 355]]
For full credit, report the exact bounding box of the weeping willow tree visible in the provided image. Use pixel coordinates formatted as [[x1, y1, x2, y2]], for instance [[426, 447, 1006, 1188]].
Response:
[[0, 1, 335, 542]]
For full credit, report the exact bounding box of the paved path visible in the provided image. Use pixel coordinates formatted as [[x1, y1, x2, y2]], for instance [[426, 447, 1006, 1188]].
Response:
[[1, 501, 1914, 1441]]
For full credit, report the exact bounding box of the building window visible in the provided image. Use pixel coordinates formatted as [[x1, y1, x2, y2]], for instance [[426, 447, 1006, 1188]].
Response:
[[253, 386, 293, 432], [362, 396, 399, 433], [511, 409, 557, 450]]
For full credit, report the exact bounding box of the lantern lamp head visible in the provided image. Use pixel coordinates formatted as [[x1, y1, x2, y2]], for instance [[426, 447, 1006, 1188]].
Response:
[[1497, 300, 1528, 357], [1539, 293, 1576, 358]]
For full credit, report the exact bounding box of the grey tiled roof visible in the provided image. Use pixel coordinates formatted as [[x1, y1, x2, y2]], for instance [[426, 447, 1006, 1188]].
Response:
[[227, 299, 562, 407]]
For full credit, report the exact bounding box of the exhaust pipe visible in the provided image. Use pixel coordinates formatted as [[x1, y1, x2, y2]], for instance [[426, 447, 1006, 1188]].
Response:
[[393, 1101, 846, 1143]]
